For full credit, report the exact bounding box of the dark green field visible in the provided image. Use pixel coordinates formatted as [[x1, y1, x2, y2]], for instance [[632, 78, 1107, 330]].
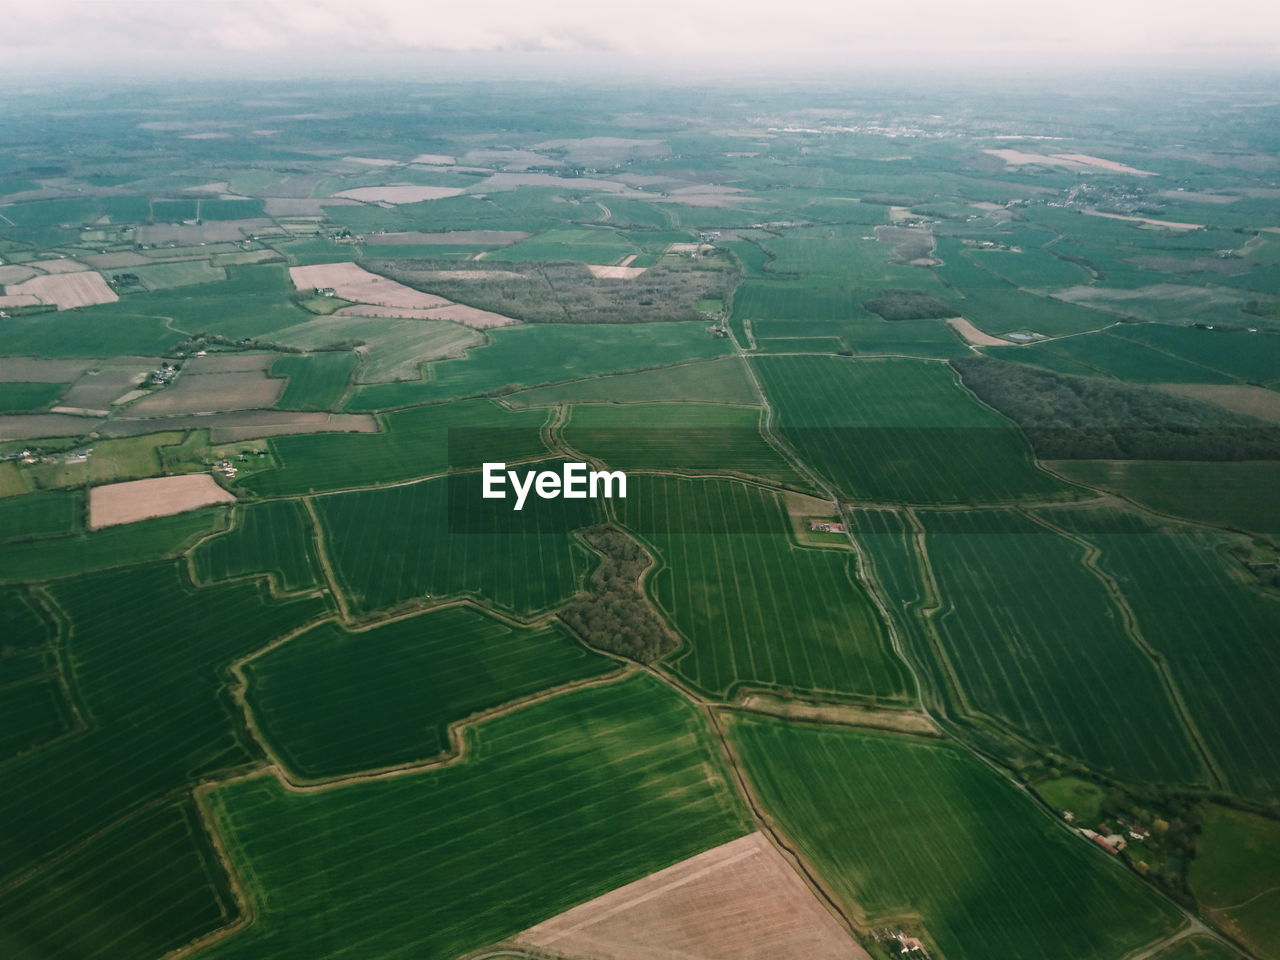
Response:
[[245, 606, 616, 778]]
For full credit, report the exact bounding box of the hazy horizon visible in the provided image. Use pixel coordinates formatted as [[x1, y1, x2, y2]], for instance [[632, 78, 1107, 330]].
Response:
[[3, 0, 1279, 79]]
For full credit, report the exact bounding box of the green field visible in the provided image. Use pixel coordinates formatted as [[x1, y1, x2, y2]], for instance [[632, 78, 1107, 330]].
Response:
[[0, 489, 83, 542], [191, 499, 323, 594], [128, 259, 227, 290], [753, 355, 1076, 503], [1015, 331, 1238, 383], [751, 317, 970, 358], [1033, 775, 1108, 823], [563, 402, 807, 487], [918, 508, 1204, 783], [347, 323, 732, 409], [203, 674, 750, 960], [0, 508, 225, 583], [0, 561, 324, 885], [1048, 460, 1280, 534], [270, 315, 482, 384], [271, 352, 357, 411], [314, 467, 600, 618], [485, 225, 639, 263], [237, 399, 550, 497], [245, 606, 616, 778], [1112, 325, 1280, 385], [0, 800, 236, 960], [1189, 805, 1280, 959], [0, 676, 73, 761], [0, 312, 185, 358], [617, 474, 910, 702], [731, 279, 878, 322], [1039, 506, 1280, 803], [0, 381, 68, 412], [954, 287, 1121, 337], [504, 357, 759, 406], [727, 717, 1182, 960], [1151, 937, 1244, 960]]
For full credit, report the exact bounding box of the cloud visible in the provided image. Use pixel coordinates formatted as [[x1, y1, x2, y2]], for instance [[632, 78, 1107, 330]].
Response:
[[3, 0, 1279, 72]]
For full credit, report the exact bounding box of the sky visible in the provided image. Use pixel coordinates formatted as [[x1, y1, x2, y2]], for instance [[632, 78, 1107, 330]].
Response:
[[3, 0, 1279, 77]]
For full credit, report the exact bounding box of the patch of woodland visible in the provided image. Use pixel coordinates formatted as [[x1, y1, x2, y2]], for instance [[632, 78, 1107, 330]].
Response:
[[559, 525, 677, 663], [953, 356, 1280, 460], [861, 288, 955, 321]]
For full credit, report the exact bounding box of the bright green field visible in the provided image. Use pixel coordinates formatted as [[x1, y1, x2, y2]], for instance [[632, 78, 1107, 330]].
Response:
[[563, 402, 807, 487], [618, 474, 910, 702], [245, 606, 615, 778], [1189, 805, 1280, 959], [1112, 324, 1280, 385], [504, 357, 759, 406], [129, 259, 227, 290], [347, 323, 732, 409], [313, 467, 600, 618], [918, 508, 1204, 785], [272, 352, 357, 411], [0, 800, 236, 960], [753, 355, 1076, 503], [727, 717, 1182, 960], [191, 500, 323, 594], [955, 287, 1121, 337], [1015, 331, 1237, 383], [731, 280, 878, 322], [203, 674, 751, 960], [1033, 776, 1107, 823], [237, 399, 550, 497], [1048, 460, 1280, 534], [1039, 506, 1280, 803], [485, 226, 639, 263], [0, 312, 185, 358]]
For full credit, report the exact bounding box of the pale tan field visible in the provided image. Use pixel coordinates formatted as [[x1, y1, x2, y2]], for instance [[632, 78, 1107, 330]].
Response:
[[184, 353, 276, 374], [947, 317, 1010, 347], [60, 364, 153, 411], [984, 149, 1155, 176], [514, 832, 867, 960], [263, 198, 359, 216], [480, 172, 644, 194], [89, 474, 235, 529], [126, 370, 283, 416], [0, 413, 103, 440], [331, 185, 466, 204], [410, 153, 456, 165], [364, 230, 530, 245], [403, 269, 527, 282], [1159, 189, 1238, 204], [422, 303, 519, 328], [0, 265, 39, 285], [180, 132, 231, 140], [0, 358, 93, 381], [587, 264, 648, 279], [1085, 210, 1202, 230], [1051, 153, 1156, 175], [182, 181, 233, 194], [342, 156, 399, 167], [2, 271, 118, 310], [1155, 383, 1280, 424], [136, 219, 274, 245], [290, 262, 451, 309], [28, 258, 89, 274], [0, 294, 44, 309], [82, 252, 152, 269]]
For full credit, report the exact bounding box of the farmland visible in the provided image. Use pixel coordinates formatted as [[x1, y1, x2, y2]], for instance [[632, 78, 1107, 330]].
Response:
[[202, 675, 750, 960], [562, 401, 807, 487], [2, 75, 1279, 960], [752, 355, 1076, 503], [617, 475, 910, 702], [727, 717, 1182, 960], [313, 468, 601, 618], [244, 606, 616, 778]]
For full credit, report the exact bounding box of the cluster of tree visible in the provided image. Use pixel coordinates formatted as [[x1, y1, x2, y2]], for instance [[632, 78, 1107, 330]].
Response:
[[168, 334, 304, 357], [558, 525, 677, 663], [364, 257, 737, 324], [952, 356, 1280, 460], [862, 288, 955, 321]]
